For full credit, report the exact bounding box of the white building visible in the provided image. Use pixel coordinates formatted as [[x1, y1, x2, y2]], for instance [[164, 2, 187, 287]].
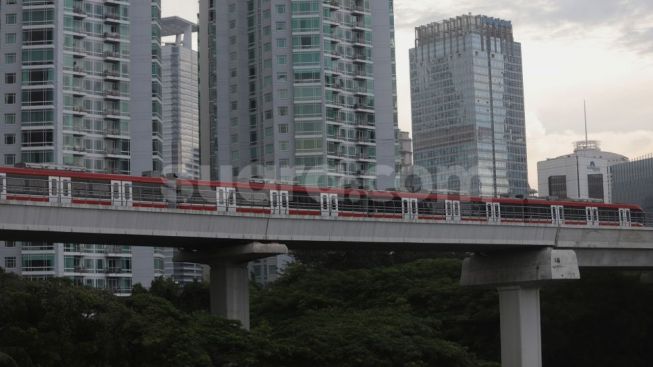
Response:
[[0, 0, 166, 294], [198, 0, 399, 190], [537, 141, 628, 203]]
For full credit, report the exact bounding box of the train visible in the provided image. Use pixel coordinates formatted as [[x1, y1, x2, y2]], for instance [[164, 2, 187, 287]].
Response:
[[0, 165, 645, 228]]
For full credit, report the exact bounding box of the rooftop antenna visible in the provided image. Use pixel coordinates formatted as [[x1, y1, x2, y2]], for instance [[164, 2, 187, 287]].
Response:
[[584, 99, 589, 145]]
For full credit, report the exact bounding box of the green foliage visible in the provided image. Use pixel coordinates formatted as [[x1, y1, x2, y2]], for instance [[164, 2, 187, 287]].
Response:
[[541, 271, 653, 367], [4, 255, 653, 367], [252, 258, 498, 366], [0, 272, 267, 367]]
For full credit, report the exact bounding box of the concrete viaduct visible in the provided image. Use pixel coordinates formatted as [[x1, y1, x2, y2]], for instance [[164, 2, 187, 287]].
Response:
[[2, 200, 653, 367]]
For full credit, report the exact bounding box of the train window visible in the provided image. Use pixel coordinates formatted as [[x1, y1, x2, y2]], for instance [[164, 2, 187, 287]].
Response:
[[112, 183, 120, 200], [123, 183, 132, 202], [50, 178, 58, 196]]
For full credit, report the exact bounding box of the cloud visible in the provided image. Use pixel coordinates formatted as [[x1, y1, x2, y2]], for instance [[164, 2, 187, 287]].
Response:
[[395, 0, 653, 54]]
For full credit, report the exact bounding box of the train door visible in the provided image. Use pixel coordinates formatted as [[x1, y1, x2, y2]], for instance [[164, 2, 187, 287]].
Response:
[[585, 207, 599, 227], [402, 198, 418, 220], [486, 202, 501, 224], [60, 177, 72, 205], [271, 190, 289, 215], [551, 205, 565, 225], [217, 187, 236, 213], [49, 176, 72, 204], [320, 193, 339, 217], [619, 208, 632, 228], [446, 200, 461, 222], [111, 180, 133, 207], [0, 173, 5, 200]]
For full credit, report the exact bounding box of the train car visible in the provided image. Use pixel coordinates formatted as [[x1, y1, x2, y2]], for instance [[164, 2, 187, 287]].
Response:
[[0, 166, 645, 229]]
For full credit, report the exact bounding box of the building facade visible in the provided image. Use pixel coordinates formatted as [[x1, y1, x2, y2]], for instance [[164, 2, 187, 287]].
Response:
[[537, 141, 628, 203], [161, 17, 200, 179], [409, 15, 528, 197], [199, 0, 398, 189], [0, 0, 165, 293], [159, 17, 204, 285], [611, 155, 653, 214]]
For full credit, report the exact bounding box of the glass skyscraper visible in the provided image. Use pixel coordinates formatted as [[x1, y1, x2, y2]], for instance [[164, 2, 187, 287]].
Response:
[[161, 17, 200, 179], [409, 15, 528, 197], [199, 0, 398, 189], [611, 155, 653, 215]]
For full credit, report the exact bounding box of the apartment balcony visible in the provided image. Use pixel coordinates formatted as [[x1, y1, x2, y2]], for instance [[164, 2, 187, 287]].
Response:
[[71, 66, 87, 77], [104, 13, 122, 24], [351, 4, 368, 15], [71, 47, 86, 58], [71, 87, 86, 97], [103, 32, 121, 43], [103, 109, 122, 120], [103, 70, 123, 81], [72, 6, 87, 19], [72, 106, 88, 116], [103, 90, 125, 100], [324, 0, 340, 9]]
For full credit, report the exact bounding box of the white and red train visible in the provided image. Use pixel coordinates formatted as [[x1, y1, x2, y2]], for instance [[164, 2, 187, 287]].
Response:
[[0, 166, 645, 228]]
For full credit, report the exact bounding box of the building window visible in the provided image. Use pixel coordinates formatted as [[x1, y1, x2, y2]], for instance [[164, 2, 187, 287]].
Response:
[[5, 93, 16, 105], [21, 254, 54, 272], [4, 113, 16, 124], [278, 106, 288, 116], [4, 241, 15, 247], [5, 33, 16, 44], [6, 14, 17, 25], [4, 154, 16, 165], [5, 73, 16, 84], [276, 38, 286, 48], [4, 53, 16, 64], [4, 134, 15, 145], [587, 174, 604, 200], [275, 21, 286, 31], [4, 257, 16, 269], [278, 124, 288, 134], [276, 55, 287, 65], [548, 175, 567, 198], [276, 4, 286, 14]]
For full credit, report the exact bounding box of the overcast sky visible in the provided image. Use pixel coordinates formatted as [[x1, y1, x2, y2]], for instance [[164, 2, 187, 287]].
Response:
[[162, 0, 653, 188]]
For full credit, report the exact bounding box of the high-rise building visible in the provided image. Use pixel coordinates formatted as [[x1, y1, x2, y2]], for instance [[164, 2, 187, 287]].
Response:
[[537, 141, 628, 203], [409, 15, 528, 197], [611, 155, 653, 214], [0, 0, 165, 294], [161, 17, 200, 179], [159, 17, 205, 286], [199, 0, 398, 189]]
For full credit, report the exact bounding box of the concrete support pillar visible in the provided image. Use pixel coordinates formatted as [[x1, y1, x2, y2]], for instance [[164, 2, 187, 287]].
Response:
[[176, 242, 288, 329], [461, 248, 580, 367], [498, 286, 542, 367], [210, 262, 251, 328]]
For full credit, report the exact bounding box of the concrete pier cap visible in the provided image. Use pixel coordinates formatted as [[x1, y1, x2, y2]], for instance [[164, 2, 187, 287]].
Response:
[[460, 248, 580, 288]]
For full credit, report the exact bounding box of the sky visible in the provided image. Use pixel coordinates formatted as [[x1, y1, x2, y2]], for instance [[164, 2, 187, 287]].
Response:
[[162, 0, 653, 188]]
